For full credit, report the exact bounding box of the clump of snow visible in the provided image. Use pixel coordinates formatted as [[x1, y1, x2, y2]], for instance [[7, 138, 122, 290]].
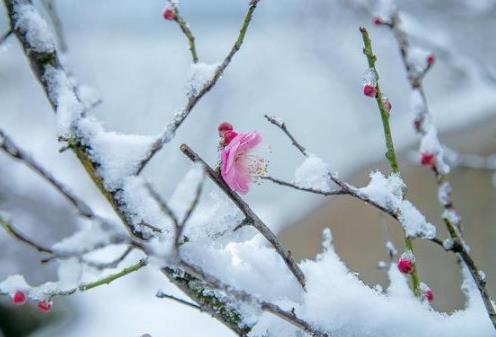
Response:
[[186, 62, 219, 97], [358, 171, 436, 239], [43, 66, 84, 136], [76, 84, 101, 110], [52, 220, 124, 254], [361, 68, 377, 86], [293, 154, 332, 192], [358, 171, 405, 207], [285, 229, 496, 337], [420, 126, 450, 174], [0, 274, 30, 296], [385, 240, 397, 257], [443, 238, 454, 250], [76, 118, 157, 191], [408, 47, 432, 73], [442, 209, 461, 227], [117, 176, 174, 235], [13, 2, 55, 53], [411, 89, 427, 119], [438, 182, 452, 207]]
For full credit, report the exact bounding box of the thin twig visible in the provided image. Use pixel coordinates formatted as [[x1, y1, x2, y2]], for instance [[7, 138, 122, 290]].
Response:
[[168, 1, 199, 63], [135, 1, 260, 174], [156, 291, 202, 311], [0, 29, 12, 45], [180, 144, 306, 289], [181, 170, 206, 227], [359, 26, 421, 296], [0, 130, 95, 219], [51, 259, 146, 298], [84, 246, 134, 270], [262, 176, 345, 196], [0, 216, 54, 254], [264, 115, 307, 156]]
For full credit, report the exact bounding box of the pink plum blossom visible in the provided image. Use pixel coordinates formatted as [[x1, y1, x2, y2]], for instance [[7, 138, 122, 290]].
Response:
[[220, 131, 267, 194]]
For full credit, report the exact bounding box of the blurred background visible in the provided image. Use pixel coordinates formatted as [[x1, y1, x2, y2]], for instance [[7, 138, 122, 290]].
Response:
[[0, 0, 495, 336]]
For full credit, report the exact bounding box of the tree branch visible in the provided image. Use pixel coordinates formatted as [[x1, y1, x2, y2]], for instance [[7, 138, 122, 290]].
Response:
[[135, 1, 260, 174], [0, 29, 12, 45], [379, 11, 496, 327], [168, 1, 199, 63], [179, 144, 306, 289], [359, 26, 421, 296], [0, 216, 54, 254], [0, 129, 94, 219]]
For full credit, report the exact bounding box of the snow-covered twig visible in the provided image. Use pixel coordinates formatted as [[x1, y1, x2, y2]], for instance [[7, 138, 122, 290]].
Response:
[[51, 259, 146, 299], [3, 1, 248, 331], [375, 8, 496, 328], [135, 1, 260, 174], [156, 291, 202, 311], [180, 143, 307, 289], [360, 26, 422, 295], [264, 115, 307, 156]]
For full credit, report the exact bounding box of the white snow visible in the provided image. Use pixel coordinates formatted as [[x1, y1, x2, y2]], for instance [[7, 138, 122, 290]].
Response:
[[420, 126, 450, 174], [358, 171, 436, 239], [13, 2, 55, 53], [438, 181, 452, 207], [43, 66, 84, 136], [186, 62, 219, 97], [361, 67, 377, 86], [385, 240, 398, 256], [0, 274, 30, 296], [293, 154, 332, 192], [76, 118, 157, 191]]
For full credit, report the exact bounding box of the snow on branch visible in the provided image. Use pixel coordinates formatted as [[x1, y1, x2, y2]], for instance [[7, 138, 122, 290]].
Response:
[[135, 1, 260, 174], [370, 1, 496, 327]]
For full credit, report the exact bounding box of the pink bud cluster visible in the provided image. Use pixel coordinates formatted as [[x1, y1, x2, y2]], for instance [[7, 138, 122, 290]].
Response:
[[218, 122, 238, 146], [11, 290, 53, 313], [162, 7, 176, 21]]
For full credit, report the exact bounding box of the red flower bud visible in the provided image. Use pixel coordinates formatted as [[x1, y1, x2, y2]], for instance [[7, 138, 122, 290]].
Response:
[[163, 8, 176, 21], [420, 153, 436, 167], [12, 291, 27, 306], [426, 54, 435, 66], [420, 283, 434, 303], [397, 258, 415, 274], [424, 289, 434, 303], [363, 84, 377, 98], [373, 17, 383, 26], [218, 122, 234, 137], [37, 300, 52, 313]]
